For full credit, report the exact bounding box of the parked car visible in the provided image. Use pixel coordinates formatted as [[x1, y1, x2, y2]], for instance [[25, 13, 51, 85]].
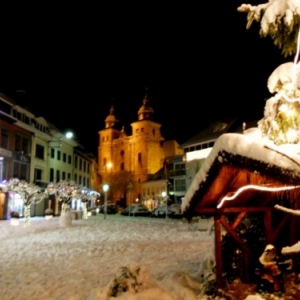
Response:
[[168, 204, 183, 219], [98, 204, 118, 214], [150, 204, 169, 218], [121, 204, 151, 217]]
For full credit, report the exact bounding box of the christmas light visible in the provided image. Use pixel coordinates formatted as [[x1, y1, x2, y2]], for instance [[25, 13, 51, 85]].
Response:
[[4, 178, 46, 226], [217, 184, 299, 209]]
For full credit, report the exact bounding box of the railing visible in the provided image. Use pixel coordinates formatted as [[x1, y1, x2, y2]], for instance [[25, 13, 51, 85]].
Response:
[[169, 169, 186, 177]]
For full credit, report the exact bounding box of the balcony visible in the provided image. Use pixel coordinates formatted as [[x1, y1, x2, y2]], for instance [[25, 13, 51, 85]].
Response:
[[169, 169, 186, 177]]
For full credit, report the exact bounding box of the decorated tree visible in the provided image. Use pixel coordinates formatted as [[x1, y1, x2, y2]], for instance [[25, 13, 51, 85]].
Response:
[[46, 180, 81, 226], [4, 178, 46, 226], [47, 180, 81, 214], [238, 0, 300, 145], [46, 180, 100, 225], [78, 187, 100, 219]]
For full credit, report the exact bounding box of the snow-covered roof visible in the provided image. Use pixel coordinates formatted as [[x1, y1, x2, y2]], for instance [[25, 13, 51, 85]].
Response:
[[180, 118, 242, 148], [182, 129, 300, 215]]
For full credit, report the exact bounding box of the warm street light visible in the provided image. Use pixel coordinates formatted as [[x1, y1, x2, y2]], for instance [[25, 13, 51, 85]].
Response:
[[127, 182, 133, 217], [65, 132, 73, 139], [103, 184, 109, 220], [161, 191, 168, 219]]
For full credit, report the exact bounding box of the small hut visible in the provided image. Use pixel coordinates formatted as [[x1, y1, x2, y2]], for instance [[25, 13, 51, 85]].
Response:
[[182, 132, 300, 289]]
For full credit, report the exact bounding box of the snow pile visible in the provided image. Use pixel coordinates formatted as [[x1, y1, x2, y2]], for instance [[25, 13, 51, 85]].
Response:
[[0, 216, 217, 300]]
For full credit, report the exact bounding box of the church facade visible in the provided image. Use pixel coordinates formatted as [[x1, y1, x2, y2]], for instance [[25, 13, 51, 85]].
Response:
[[98, 94, 181, 205]]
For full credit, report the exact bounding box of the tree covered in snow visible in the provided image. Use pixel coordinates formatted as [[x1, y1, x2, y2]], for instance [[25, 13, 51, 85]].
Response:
[[47, 180, 81, 214], [238, 0, 300, 57], [4, 178, 46, 226], [46, 180, 99, 222], [239, 0, 300, 145]]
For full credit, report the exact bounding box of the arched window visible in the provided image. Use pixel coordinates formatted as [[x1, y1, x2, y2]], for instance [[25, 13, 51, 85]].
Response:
[[120, 150, 124, 157], [120, 162, 124, 171], [103, 158, 106, 168], [138, 152, 142, 163]]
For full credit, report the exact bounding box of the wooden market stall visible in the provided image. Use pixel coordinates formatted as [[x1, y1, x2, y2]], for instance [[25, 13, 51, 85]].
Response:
[[183, 148, 300, 289]]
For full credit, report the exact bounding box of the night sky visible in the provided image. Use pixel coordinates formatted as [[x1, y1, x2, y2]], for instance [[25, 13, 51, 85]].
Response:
[[0, 1, 291, 154]]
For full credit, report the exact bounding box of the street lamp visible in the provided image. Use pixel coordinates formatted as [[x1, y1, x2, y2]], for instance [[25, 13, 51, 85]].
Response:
[[103, 184, 109, 220], [127, 182, 132, 217], [161, 191, 168, 219], [48, 131, 74, 148]]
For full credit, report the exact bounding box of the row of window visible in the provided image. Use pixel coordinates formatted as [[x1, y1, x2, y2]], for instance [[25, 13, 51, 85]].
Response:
[[142, 187, 166, 197], [0, 127, 30, 155], [12, 109, 49, 134], [49, 168, 90, 187], [101, 132, 118, 142], [101, 128, 156, 143], [142, 179, 186, 198], [135, 128, 156, 135], [74, 156, 90, 173], [183, 141, 215, 153], [50, 148, 72, 164]]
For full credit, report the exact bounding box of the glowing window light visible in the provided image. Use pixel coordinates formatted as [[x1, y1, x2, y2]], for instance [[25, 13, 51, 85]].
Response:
[[286, 128, 298, 142], [279, 103, 288, 112], [277, 28, 300, 103], [217, 184, 300, 209]]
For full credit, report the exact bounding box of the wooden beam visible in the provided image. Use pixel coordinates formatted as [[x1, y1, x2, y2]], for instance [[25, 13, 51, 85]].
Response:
[[224, 207, 273, 213], [231, 211, 247, 230], [289, 216, 297, 246], [214, 216, 223, 289], [216, 171, 240, 207], [271, 214, 290, 243], [220, 217, 254, 260], [264, 210, 272, 244], [194, 207, 273, 215]]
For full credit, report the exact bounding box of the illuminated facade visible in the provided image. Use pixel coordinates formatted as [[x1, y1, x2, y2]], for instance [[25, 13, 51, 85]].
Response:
[[98, 94, 182, 203], [0, 92, 97, 218]]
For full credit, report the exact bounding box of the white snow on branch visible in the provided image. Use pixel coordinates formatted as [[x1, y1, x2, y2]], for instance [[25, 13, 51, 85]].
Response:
[[238, 0, 300, 33], [267, 61, 300, 93]]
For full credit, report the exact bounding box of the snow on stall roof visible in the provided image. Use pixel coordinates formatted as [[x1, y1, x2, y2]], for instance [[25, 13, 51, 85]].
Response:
[[181, 128, 300, 214]]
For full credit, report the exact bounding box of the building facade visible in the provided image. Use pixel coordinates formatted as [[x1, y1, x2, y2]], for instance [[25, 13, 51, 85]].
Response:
[[0, 92, 97, 219], [98, 94, 182, 204]]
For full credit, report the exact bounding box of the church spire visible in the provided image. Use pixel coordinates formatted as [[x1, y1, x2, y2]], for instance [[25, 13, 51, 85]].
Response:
[[105, 105, 119, 128], [138, 88, 154, 120]]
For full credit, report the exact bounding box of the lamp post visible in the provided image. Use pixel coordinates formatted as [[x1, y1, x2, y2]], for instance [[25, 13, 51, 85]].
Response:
[[127, 182, 132, 217], [103, 184, 109, 220], [162, 191, 168, 219]]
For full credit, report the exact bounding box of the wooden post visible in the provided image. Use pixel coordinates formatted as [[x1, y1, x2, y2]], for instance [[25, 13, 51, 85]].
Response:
[[264, 210, 272, 244], [214, 216, 223, 289]]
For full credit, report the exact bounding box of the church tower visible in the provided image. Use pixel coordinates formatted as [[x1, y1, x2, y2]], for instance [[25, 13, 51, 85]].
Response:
[[98, 93, 166, 203], [98, 106, 120, 174], [130, 92, 165, 183]]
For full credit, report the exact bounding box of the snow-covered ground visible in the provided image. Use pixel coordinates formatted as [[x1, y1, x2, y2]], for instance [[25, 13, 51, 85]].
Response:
[[0, 214, 216, 300]]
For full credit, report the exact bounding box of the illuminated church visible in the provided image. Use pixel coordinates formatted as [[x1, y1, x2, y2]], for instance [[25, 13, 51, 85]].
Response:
[[98, 93, 182, 204]]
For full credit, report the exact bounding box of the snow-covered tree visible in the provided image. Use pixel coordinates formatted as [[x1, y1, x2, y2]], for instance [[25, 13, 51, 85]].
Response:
[[238, 0, 300, 57], [46, 181, 100, 224], [78, 187, 100, 219], [46, 180, 81, 215], [239, 0, 300, 145], [4, 178, 46, 226], [46, 180, 81, 226]]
